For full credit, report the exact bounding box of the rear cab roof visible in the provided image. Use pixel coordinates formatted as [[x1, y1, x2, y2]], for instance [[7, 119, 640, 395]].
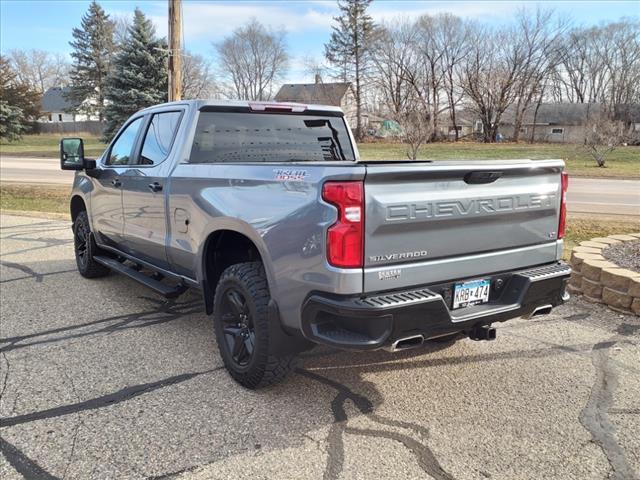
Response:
[[139, 99, 344, 115]]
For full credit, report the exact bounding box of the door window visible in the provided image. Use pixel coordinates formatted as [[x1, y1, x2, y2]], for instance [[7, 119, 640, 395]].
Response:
[[139, 111, 183, 165], [106, 117, 144, 166]]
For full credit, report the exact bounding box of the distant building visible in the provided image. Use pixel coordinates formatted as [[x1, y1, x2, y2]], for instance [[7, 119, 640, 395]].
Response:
[[498, 103, 604, 143], [437, 110, 484, 139], [39, 86, 98, 123], [274, 76, 362, 129], [438, 103, 640, 143]]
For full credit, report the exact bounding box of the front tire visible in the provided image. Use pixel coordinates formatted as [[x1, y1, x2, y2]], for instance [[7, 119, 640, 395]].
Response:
[[73, 210, 109, 278], [213, 262, 296, 389]]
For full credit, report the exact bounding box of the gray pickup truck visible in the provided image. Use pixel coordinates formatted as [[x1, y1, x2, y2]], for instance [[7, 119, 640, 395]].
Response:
[[60, 100, 571, 388]]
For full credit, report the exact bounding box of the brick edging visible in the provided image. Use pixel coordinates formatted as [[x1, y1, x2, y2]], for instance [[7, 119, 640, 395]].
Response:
[[568, 233, 640, 315]]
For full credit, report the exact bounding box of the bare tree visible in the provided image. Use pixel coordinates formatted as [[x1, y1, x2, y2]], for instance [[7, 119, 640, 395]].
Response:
[[410, 15, 448, 140], [600, 19, 640, 106], [324, 0, 377, 140], [435, 14, 471, 141], [182, 52, 217, 99], [370, 20, 415, 117], [460, 24, 524, 142], [397, 109, 431, 160], [554, 19, 640, 107], [215, 19, 288, 101], [510, 8, 568, 142], [8, 49, 70, 93], [112, 14, 131, 45], [301, 55, 330, 82], [583, 109, 626, 167]]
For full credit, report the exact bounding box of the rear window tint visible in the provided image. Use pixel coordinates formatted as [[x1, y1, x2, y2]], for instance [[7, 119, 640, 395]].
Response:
[[188, 112, 355, 163]]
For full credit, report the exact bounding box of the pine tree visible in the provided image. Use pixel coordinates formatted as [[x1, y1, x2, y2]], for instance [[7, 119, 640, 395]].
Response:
[[103, 9, 168, 141], [0, 101, 26, 142], [67, 1, 115, 121], [0, 56, 40, 134], [324, 0, 376, 140]]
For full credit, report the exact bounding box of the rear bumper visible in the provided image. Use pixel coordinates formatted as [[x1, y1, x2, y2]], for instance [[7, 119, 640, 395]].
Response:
[[300, 262, 571, 350]]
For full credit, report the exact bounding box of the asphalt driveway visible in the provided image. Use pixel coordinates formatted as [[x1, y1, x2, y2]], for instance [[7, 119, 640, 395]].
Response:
[[0, 213, 639, 480]]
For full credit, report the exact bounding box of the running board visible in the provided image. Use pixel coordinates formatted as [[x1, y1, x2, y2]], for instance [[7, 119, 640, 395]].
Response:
[[94, 255, 187, 298]]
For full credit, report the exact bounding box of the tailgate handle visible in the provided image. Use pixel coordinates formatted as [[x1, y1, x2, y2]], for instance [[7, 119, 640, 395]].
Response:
[[464, 171, 502, 184]]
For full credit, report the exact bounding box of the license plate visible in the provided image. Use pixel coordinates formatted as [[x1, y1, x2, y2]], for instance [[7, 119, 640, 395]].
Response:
[[453, 279, 490, 309]]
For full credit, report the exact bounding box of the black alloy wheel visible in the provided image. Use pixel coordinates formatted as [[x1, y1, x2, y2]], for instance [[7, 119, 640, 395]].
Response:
[[74, 217, 90, 269], [212, 262, 298, 389], [220, 287, 256, 366], [73, 210, 110, 278]]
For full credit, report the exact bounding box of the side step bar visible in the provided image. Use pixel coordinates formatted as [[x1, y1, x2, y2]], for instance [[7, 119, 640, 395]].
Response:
[[94, 255, 187, 298]]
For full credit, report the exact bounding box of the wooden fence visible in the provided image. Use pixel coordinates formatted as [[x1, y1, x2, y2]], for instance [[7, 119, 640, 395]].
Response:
[[36, 121, 105, 136]]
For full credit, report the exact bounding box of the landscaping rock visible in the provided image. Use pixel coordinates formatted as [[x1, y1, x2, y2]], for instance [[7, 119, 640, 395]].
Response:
[[608, 234, 638, 241], [571, 251, 605, 268], [572, 246, 604, 255], [569, 271, 583, 289], [632, 298, 640, 315], [602, 239, 640, 273], [628, 278, 640, 298], [581, 259, 617, 281], [579, 240, 609, 249], [600, 268, 639, 291], [582, 277, 602, 299], [589, 237, 622, 245], [602, 287, 633, 310]]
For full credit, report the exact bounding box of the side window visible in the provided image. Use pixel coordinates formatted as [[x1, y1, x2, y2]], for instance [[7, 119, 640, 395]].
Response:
[[139, 111, 183, 165], [106, 117, 143, 166]]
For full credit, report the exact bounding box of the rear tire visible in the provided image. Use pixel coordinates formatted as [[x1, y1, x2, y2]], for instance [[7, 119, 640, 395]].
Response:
[[213, 262, 297, 389], [73, 211, 110, 278]]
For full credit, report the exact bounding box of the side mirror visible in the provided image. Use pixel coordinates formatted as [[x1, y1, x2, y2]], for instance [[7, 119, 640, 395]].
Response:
[[60, 138, 86, 170]]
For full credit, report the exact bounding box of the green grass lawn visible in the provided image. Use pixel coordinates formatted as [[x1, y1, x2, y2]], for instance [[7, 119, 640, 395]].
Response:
[[0, 134, 107, 158], [1, 134, 638, 178], [0, 184, 71, 215], [563, 216, 639, 260], [358, 142, 640, 178]]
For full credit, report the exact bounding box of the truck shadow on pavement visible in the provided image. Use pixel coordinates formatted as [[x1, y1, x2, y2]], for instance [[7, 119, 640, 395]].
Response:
[[1, 217, 638, 480]]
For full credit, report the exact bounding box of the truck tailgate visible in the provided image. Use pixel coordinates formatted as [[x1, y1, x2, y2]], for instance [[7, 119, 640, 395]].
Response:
[[363, 160, 564, 291]]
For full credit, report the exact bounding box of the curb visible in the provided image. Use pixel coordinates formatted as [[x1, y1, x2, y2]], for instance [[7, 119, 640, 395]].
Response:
[[568, 233, 640, 316]]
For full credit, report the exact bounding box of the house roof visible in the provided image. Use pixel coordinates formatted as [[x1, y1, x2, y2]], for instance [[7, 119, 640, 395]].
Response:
[[500, 103, 605, 126], [274, 82, 352, 106], [614, 104, 640, 123], [41, 87, 79, 113], [437, 109, 478, 126]]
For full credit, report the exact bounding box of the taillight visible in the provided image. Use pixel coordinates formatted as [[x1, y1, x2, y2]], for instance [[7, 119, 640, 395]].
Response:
[[322, 181, 364, 268], [558, 171, 569, 239]]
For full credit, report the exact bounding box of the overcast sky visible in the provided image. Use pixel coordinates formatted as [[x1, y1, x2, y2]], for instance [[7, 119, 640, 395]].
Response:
[[1, 0, 638, 83]]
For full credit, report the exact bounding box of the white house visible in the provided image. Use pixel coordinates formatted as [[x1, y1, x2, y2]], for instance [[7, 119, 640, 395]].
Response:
[[39, 86, 98, 123]]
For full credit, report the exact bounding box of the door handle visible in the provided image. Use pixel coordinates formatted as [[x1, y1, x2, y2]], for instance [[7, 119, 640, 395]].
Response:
[[111, 178, 121, 187], [148, 182, 163, 193]]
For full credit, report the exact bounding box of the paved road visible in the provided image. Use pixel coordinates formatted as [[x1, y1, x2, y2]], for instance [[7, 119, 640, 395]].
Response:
[[0, 213, 639, 480], [569, 177, 640, 217], [0, 156, 75, 185], [1, 155, 639, 216]]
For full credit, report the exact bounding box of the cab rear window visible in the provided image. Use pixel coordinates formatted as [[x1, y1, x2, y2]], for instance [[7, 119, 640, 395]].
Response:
[[188, 111, 355, 163]]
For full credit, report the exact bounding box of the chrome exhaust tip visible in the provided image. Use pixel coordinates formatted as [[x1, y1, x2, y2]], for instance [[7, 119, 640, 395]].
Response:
[[385, 334, 424, 352], [531, 304, 553, 317]]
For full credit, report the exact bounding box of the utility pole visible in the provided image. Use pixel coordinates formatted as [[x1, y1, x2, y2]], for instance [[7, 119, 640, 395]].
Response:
[[168, 0, 182, 101]]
